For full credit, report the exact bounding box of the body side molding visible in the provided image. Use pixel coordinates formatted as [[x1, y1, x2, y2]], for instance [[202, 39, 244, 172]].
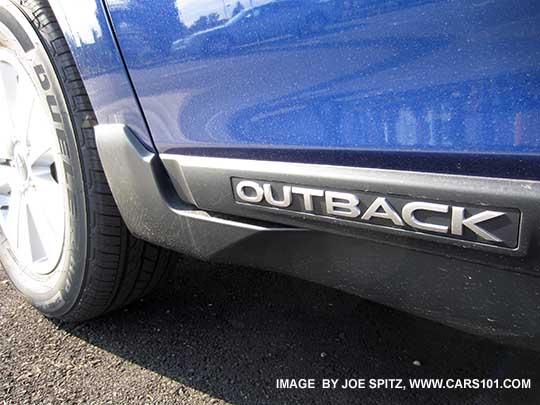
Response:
[[161, 154, 540, 258]]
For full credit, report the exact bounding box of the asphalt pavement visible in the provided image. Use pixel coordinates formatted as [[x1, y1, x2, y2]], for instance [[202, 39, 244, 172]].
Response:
[[1, 256, 540, 404]]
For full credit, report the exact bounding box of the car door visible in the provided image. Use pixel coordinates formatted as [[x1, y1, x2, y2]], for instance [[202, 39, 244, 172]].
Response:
[[103, 0, 540, 164]]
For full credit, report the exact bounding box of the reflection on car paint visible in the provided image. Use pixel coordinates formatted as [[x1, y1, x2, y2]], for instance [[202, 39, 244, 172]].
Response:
[[93, 1, 540, 163]]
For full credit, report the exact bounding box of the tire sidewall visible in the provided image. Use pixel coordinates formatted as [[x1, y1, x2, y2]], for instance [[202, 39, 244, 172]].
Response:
[[0, 0, 88, 317]]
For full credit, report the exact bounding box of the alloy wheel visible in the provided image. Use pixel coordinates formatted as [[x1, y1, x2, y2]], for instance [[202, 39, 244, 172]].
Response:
[[0, 49, 65, 276]]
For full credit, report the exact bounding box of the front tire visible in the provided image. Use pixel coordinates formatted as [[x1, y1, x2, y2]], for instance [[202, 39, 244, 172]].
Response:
[[0, 0, 175, 321]]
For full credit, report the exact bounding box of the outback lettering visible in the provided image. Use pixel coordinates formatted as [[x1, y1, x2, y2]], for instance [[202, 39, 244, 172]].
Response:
[[234, 179, 517, 246]]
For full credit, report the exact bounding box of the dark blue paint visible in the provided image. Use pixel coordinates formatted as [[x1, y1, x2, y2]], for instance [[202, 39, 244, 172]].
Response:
[[102, 0, 540, 165], [49, 0, 155, 150], [50, 0, 540, 178], [171, 1, 339, 55]]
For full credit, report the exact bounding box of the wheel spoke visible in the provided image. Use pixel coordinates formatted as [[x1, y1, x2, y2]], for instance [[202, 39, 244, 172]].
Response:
[[29, 145, 54, 168], [32, 168, 62, 195], [0, 133, 14, 160], [0, 164, 16, 192], [27, 100, 55, 166], [4, 188, 20, 239], [0, 62, 16, 159], [16, 198, 34, 263], [26, 191, 59, 262], [0, 116, 14, 160], [3, 189, 32, 263], [11, 72, 36, 145], [27, 179, 64, 240]]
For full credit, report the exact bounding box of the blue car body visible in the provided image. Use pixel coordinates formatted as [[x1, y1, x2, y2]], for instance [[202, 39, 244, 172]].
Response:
[[51, 0, 540, 175], [47, 0, 540, 345]]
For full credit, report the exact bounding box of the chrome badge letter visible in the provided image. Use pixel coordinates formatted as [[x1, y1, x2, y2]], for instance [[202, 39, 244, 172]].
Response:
[[232, 178, 520, 249]]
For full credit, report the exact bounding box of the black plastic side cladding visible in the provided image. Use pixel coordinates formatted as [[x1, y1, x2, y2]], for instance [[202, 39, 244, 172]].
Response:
[[95, 124, 540, 348], [161, 154, 540, 264]]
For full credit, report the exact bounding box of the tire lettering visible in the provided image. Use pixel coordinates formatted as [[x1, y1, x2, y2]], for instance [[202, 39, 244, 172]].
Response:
[[46, 95, 62, 123], [55, 128, 70, 158], [32, 63, 73, 188], [33, 64, 50, 90], [62, 160, 73, 176]]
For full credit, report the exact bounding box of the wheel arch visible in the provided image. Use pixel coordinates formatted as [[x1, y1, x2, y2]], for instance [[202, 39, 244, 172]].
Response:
[[44, 0, 155, 151]]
